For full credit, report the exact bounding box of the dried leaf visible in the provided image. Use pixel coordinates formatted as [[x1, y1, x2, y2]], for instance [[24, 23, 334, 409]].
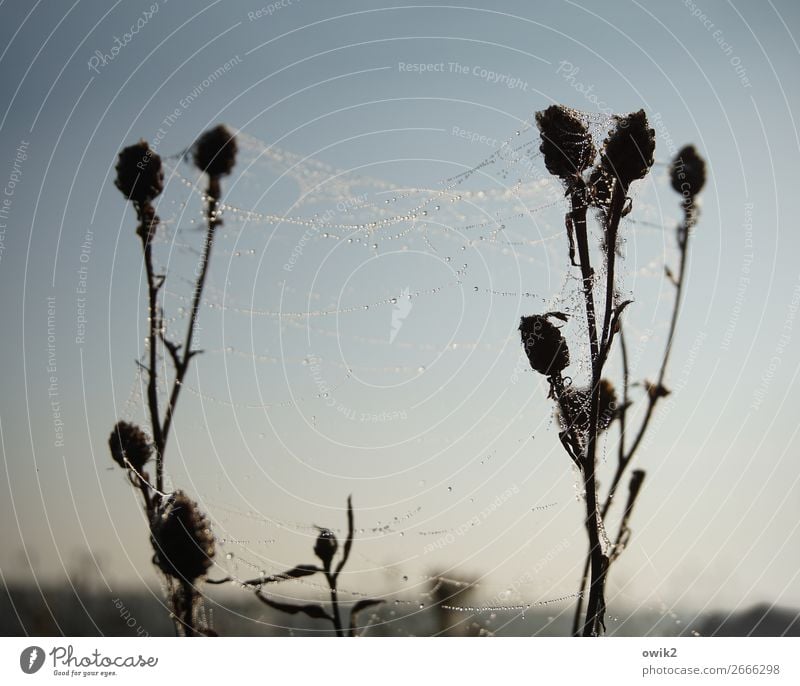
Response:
[[255, 591, 333, 622], [269, 564, 321, 582], [335, 495, 355, 576], [351, 598, 384, 616]]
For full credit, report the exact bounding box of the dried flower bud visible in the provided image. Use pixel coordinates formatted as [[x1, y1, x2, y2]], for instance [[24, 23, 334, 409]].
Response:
[[535, 105, 596, 183], [109, 421, 152, 471], [519, 314, 570, 377], [115, 140, 163, 204], [558, 379, 618, 438], [670, 145, 706, 200], [313, 528, 338, 569], [645, 381, 670, 401], [193, 125, 237, 178], [600, 110, 655, 189], [151, 492, 215, 582]]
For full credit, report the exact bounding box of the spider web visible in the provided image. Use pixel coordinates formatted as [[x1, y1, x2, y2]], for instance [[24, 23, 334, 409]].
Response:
[[119, 108, 687, 635]]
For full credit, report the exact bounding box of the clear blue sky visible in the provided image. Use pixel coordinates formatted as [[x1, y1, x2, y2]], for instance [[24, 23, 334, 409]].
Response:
[[1, 0, 799, 623]]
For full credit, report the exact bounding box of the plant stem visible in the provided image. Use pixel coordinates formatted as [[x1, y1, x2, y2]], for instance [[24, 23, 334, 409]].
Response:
[[566, 182, 608, 636], [160, 177, 220, 454], [328, 574, 344, 637], [138, 208, 165, 495], [576, 181, 627, 636], [179, 579, 197, 637], [570, 184, 599, 361], [598, 184, 626, 356], [573, 204, 692, 634], [623, 228, 688, 463]]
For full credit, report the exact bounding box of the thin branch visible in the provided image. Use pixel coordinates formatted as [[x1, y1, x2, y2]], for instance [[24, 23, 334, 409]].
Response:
[[335, 495, 355, 577], [138, 208, 165, 494], [623, 212, 689, 465], [160, 176, 220, 453], [178, 579, 198, 637], [573, 203, 693, 635], [609, 470, 646, 564], [578, 175, 638, 635], [598, 182, 627, 357], [327, 572, 345, 637], [570, 183, 599, 362]]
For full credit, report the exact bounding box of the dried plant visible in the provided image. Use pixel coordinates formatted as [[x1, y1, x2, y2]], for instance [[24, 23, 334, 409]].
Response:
[[108, 125, 238, 636], [209, 496, 383, 636], [522, 106, 657, 635], [568, 143, 707, 634], [524, 108, 707, 635]]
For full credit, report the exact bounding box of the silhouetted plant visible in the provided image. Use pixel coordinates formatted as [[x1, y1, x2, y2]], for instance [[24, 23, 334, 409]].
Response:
[[108, 125, 237, 636], [522, 106, 656, 635], [209, 496, 383, 636], [568, 143, 707, 634]]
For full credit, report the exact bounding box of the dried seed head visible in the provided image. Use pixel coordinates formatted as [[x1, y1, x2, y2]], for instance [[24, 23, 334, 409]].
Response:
[[600, 110, 655, 189], [115, 140, 163, 204], [670, 145, 706, 200], [108, 421, 152, 471], [313, 528, 338, 569], [151, 492, 215, 582], [557, 379, 618, 438], [519, 314, 570, 377], [535, 105, 596, 183], [645, 381, 670, 401], [596, 379, 618, 429], [193, 125, 237, 178]]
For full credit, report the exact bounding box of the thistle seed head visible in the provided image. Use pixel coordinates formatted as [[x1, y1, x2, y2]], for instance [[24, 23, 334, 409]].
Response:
[[519, 314, 570, 377], [645, 381, 670, 401], [193, 125, 237, 178], [600, 110, 655, 189], [535, 105, 596, 184], [151, 491, 215, 582], [114, 140, 163, 204], [670, 145, 706, 200], [558, 379, 618, 438], [108, 421, 152, 471]]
